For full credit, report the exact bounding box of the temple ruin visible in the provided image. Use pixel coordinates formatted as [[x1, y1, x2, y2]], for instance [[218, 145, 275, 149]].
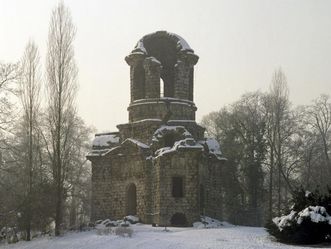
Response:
[[87, 31, 226, 226]]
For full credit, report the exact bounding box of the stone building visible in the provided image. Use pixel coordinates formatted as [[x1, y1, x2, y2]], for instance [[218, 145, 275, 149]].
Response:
[[87, 31, 226, 226]]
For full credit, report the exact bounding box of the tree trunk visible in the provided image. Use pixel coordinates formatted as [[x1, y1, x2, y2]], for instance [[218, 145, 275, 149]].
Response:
[[268, 147, 274, 220]]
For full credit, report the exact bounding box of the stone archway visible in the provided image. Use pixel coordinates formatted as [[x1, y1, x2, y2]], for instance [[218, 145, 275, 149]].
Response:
[[170, 213, 188, 227], [127, 183, 137, 215]]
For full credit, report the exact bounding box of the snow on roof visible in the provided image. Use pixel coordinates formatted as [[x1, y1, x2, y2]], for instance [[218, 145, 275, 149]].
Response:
[[168, 32, 194, 52], [152, 125, 193, 141], [145, 56, 161, 65], [129, 100, 194, 108], [87, 146, 120, 157], [125, 138, 150, 149], [133, 31, 194, 55], [154, 125, 189, 133], [132, 40, 147, 54], [202, 138, 226, 161], [173, 138, 203, 150], [154, 138, 203, 158], [205, 138, 222, 155], [131, 119, 162, 124], [92, 132, 120, 148]]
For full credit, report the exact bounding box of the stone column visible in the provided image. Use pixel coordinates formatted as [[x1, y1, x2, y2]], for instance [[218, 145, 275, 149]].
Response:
[[125, 53, 146, 102], [143, 57, 162, 99], [174, 52, 199, 100]]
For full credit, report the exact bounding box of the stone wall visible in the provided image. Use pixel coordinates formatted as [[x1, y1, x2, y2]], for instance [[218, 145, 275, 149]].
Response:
[[152, 150, 201, 226], [91, 157, 112, 220], [199, 159, 224, 219], [117, 119, 205, 146], [127, 98, 197, 123], [91, 151, 152, 222]]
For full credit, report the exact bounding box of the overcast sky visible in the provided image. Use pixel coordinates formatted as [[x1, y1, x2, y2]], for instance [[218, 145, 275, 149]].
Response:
[[1, 0, 331, 132]]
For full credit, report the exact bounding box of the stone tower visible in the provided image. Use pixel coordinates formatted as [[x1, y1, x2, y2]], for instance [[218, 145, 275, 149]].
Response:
[[87, 31, 226, 226]]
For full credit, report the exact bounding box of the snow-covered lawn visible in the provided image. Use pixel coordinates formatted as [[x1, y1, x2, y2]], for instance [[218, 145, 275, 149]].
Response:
[[1, 224, 329, 249]]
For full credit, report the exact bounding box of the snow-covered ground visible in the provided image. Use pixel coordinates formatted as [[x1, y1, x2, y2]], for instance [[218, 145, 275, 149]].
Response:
[[1, 223, 330, 249]]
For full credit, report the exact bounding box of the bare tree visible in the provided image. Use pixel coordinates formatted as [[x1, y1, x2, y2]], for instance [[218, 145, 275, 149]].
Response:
[[202, 92, 267, 225], [45, 2, 77, 236], [306, 95, 331, 185], [265, 68, 295, 217], [65, 117, 93, 229], [0, 63, 19, 133], [18, 41, 41, 240]]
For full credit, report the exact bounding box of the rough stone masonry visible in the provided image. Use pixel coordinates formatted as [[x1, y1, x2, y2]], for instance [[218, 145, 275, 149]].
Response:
[[87, 31, 226, 226]]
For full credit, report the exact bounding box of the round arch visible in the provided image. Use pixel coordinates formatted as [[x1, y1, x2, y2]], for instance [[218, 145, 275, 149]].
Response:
[[170, 213, 188, 227]]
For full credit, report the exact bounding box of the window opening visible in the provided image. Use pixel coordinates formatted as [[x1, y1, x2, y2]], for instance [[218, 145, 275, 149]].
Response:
[[172, 177, 184, 198], [127, 183, 137, 215], [160, 78, 164, 98]]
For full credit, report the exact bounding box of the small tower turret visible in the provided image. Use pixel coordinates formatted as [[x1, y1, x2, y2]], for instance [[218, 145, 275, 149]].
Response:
[[125, 31, 199, 122]]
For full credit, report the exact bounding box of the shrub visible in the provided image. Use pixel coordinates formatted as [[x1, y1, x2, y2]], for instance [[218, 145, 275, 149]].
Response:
[[267, 187, 331, 244], [115, 227, 133, 237], [96, 226, 112, 235]]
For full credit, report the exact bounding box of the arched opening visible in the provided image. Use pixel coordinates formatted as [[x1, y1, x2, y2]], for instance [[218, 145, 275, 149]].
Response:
[[170, 213, 188, 227], [127, 183, 137, 215], [160, 78, 164, 98], [144, 35, 176, 98], [132, 64, 145, 100]]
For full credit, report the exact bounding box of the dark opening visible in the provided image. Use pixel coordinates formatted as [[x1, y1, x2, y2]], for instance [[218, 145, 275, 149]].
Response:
[[171, 213, 187, 227], [133, 63, 145, 100], [164, 133, 176, 148], [144, 36, 176, 97], [127, 183, 137, 215], [200, 184, 205, 214], [161, 70, 174, 97], [172, 177, 184, 198]]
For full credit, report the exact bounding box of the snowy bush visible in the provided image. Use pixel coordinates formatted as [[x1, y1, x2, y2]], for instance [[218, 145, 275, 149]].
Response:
[[0, 227, 19, 244], [267, 188, 331, 244], [124, 215, 139, 224], [95, 219, 116, 235], [115, 226, 133, 237], [193, 216, 226, 229], [95, 216, 138, 236], [96, 226, 112, 235]]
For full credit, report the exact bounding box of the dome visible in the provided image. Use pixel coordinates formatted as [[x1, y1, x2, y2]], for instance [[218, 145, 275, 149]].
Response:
[[131, 31, 195, 55]]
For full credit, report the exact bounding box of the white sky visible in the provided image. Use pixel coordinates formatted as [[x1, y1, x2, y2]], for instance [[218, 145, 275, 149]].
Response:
[[1, 0, 331, 132]]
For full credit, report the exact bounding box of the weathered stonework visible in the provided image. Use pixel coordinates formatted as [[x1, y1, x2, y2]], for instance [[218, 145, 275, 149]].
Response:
[[87, 31, 226, 226]]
